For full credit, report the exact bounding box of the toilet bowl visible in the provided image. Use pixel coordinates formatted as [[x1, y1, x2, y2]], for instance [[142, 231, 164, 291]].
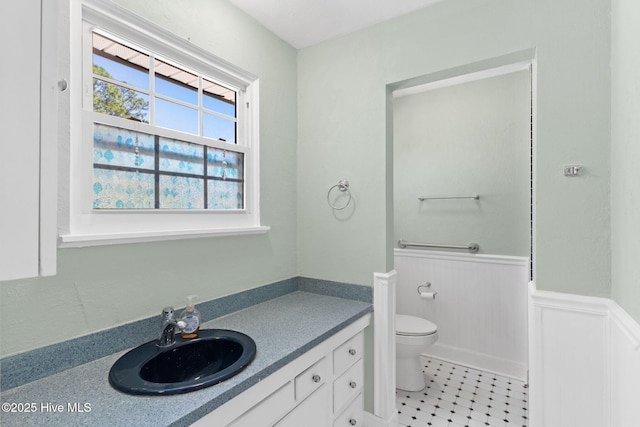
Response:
[[396, 314, 438, 391]]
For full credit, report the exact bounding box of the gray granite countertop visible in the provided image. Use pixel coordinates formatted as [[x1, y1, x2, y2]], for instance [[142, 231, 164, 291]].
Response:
[[0, 291, 372, 427]]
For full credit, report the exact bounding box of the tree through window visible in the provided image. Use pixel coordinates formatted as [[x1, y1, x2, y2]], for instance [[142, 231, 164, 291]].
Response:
[[93, 64, 149, 121]]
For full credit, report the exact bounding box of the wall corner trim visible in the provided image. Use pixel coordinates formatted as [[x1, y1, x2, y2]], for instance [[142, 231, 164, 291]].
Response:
[[608, 300, 640, 350], [372, 270, 397, 422]]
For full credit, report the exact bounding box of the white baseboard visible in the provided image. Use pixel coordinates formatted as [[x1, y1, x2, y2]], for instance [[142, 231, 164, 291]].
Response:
[[424, 342, 527, 381], [363, 410, 398, 427], [529, 282, 640, 427]]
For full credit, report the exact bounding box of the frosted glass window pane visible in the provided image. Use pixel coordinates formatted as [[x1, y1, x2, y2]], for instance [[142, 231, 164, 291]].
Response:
[[94, 124, 155, 170], [93, 169, 155, 209], [158, 138, 204, 174], [207, 149, 243, 180], [155, 98, 198, 135], [203, 112, 236, 143], [208, 180, 243, 209], [159, 176, 204, 209]]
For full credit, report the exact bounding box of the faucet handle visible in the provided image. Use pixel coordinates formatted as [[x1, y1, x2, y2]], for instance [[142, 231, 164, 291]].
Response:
[[158, 307, 188, 348], [161, 307, 175, 321]]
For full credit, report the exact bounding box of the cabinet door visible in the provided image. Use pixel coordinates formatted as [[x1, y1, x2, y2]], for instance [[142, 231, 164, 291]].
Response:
[[333, 332, 364, 375], [333, 358, 363, 415], [276, 384, 330, 427], [0, 0, 57, 280], [295, 356, 328, 401], [0, 0, 41, 280], [334, 393, 363, 427], [227, 382, 294, 427]]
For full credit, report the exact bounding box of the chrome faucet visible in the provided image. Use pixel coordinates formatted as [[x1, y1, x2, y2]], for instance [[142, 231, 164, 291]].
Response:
[[158, 307, 186, 347]]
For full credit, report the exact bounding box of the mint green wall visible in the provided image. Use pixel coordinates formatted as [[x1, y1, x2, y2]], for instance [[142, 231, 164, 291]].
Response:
[[393, 71, 531, 257], [1, 0, 619, 355], [0, 0, 298, 358], [298, 0, 611, 297], [611, 0, 640, 322]]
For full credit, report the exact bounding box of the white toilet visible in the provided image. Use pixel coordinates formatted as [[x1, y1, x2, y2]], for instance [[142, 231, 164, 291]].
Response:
[[396, 314, 438, 391]]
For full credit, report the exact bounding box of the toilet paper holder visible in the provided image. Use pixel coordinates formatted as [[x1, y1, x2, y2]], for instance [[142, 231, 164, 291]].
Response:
[[417, 283, 437, 299]]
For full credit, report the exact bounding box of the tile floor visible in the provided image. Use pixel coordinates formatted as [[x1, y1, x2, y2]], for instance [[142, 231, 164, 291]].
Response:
[[396, 356, 528, 427]]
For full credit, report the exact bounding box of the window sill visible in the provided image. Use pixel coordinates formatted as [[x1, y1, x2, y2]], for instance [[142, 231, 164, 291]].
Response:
[[58, 225, 270, 248]]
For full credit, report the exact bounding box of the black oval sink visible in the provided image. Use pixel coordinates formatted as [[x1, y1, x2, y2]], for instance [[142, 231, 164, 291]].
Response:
[[109, 329, 256, 395]]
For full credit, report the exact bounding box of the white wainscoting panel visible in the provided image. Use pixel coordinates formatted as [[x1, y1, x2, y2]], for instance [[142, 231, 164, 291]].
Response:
[[394, 249, 529, 380], [529, 283, 640, 427], [609, 302, 640, 427], [528, 284, 609, 427]]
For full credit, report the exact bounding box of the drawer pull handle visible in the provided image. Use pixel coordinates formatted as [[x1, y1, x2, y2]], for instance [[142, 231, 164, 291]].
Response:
[[312, 374, 321, 383], [349, 348, 357, 356], [349, 418, 357, 426], [349, 381, 357, 389]]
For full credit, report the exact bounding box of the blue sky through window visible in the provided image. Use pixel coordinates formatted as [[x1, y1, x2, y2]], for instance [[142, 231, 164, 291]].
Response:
[[93, 54, 149, 89], [204, 93, 235, 117], [203, 113, 235, 142], [155, 76, 198, 106], [155, 98, 198, 135]]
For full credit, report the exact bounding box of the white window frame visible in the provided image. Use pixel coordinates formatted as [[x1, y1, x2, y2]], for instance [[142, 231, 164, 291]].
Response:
[[59, 0, 267, 247]]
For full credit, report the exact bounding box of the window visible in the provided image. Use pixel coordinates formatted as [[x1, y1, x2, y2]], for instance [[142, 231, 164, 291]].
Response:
[[59, 1, 267, 246], [90, 32, 243, 210]]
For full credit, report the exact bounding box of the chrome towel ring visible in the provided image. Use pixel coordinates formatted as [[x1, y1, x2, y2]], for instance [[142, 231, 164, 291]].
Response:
[[327, 180, 352, 210]]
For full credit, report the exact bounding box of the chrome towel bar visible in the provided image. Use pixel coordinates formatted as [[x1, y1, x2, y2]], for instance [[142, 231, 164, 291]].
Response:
[[418, 194, 479, 201], [398, 239, 479, 253]]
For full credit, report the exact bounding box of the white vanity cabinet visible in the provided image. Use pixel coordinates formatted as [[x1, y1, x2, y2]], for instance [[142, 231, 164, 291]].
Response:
[[191, 314, 369, 427]]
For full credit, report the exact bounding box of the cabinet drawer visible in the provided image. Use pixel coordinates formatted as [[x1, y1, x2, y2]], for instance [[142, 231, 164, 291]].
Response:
[[333, 331, 364, 375], [228, 381, 294, 427], [295, 356, 329, 401], [333, 358, 363, 414], [333, 393, 363, 427]]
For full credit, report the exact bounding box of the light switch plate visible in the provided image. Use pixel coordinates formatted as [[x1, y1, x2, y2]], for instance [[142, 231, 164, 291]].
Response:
[[564, 165, 582, 176]]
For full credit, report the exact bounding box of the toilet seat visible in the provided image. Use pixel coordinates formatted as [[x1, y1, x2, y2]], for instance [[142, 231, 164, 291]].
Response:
[[396, 314, 437, 336]]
